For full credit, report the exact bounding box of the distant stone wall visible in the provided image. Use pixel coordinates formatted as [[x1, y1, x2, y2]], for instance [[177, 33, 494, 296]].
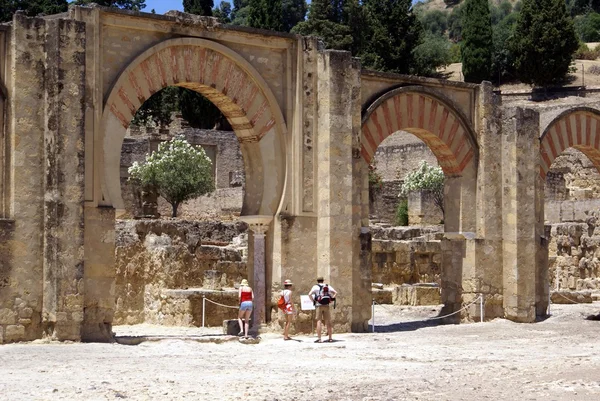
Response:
[[545, 148, 600, 223], [372, 132, 439, 182], [548, 219, 600, 292], [370, 132, 440, 225]]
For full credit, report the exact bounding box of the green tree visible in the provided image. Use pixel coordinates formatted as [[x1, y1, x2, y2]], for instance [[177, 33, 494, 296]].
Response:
[[213, 1, 232, 22], [419, 10, 448, 36], [574, 12, 600, 41], [400, 161, 445, 217], [490, 0, 512, 25], [412, 32, 452, 77], [448, 4, 464, 42], [282, 0, 307, 31], [131, 87, 180, 128], [230, 0, 249, 25], [511, 0, 579, 87], [461, 0, 493, 83], [128, 136, 215, 217], [292, 0, 355, 51], [361, 0, 423, 74], [183, 0, 213, 16], [492, 12, 519, 83], [73, 0, 146, 10], [0, 0, 68, 22], [248, 0, 283, 30], [179, 89, 223, 129]]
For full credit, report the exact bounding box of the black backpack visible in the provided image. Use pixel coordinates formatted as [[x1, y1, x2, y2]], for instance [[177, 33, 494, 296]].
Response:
[[316, 284, 331, 305]]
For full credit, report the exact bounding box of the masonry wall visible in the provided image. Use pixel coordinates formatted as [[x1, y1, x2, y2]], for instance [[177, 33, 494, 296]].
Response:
[[1, 16, 87, 343]]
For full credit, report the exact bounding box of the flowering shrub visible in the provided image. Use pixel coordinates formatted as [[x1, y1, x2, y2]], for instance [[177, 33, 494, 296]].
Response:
[[128, 136, 214, 217], [400, 161, 445, 216]]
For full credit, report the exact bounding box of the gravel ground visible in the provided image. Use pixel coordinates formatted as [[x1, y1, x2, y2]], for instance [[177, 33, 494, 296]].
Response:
[[2, 303, 600, 401]]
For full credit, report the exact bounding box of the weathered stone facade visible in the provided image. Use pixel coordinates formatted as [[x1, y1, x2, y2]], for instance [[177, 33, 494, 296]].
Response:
[[114, 219, 247, 327], [7, 5, 600, 344]]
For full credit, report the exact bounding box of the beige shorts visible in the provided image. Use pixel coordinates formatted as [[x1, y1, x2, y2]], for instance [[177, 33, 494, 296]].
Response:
[[315, 305, 330, 323]]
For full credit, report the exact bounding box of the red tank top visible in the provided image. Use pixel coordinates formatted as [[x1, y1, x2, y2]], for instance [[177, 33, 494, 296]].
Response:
[[240, 289, 252, 303]]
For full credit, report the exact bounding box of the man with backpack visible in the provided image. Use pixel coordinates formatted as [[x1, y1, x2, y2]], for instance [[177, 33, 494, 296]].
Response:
[[308, 276, 337, 343]]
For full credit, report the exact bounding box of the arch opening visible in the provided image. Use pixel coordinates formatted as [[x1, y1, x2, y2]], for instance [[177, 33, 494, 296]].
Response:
[[541, 108, 600, 297], [100, 37, 287, 217]]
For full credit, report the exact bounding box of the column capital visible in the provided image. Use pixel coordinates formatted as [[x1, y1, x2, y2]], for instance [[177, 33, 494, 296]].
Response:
[[240, 215, 273, 235]]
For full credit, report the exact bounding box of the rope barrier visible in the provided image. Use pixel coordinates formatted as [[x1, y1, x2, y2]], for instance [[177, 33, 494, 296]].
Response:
[[203, 297, 239, 309], [551, 291, 591, 305], [201, 295, 239, 328], [370, 294, 484, 332]]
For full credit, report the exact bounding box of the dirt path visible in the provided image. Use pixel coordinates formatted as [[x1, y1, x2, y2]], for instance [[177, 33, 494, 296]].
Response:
[[2, 303, 600, 400]]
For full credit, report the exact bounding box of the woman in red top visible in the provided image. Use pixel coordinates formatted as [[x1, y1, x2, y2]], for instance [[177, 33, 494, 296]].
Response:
[[238, 279, 253, 338]]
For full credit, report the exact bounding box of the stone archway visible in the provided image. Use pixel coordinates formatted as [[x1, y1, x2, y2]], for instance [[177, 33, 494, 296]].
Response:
[[100, 37, 288, 216], [540, 107, 600, 179], [361, 86, 479, 232], [83, 37, 289, 341]]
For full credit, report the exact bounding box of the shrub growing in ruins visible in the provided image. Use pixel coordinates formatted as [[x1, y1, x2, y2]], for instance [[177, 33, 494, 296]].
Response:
[[395, 199, 409, 226], [400, 161, 445, 217], [128, 136, 215, 217]]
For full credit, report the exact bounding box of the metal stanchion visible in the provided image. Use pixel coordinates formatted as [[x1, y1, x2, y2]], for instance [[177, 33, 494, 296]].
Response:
[[480, 294, 484, 323], [372, 299, 375, 333], [202, 295, 206, 328]]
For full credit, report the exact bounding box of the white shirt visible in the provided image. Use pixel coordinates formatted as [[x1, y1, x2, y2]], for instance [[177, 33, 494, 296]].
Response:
[[282, 289, 292, 304], [309, 283, 337, 305]]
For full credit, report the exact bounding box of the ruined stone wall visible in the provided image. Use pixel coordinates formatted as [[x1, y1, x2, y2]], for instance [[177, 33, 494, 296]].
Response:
[[543, 148, 600, 223], [548, 219, 600, 292], [119, 124, 244, 219], [114, 219, 248, 326], [370, 132, 441, 225], [372, 132, 439, 182]]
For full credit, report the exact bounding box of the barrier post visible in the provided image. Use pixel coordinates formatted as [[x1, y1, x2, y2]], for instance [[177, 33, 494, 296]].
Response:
[[480, 294, 484, 323], [372, 299, 375, 333], [202, 295, 206, 328], [548, 284, 552, 316]]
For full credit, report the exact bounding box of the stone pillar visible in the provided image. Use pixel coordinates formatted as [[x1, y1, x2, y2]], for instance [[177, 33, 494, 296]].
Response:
[[444, 176, 461, 232], [502, 107, 540, 322], [1, 13, 49, 343], [240, 215, 272, 334], [82, 206, 116, 342], [456, 82, 505, 321], [316, 50, 368, 332], [440, 233, 465, 323], [41, 18, 87, 341]]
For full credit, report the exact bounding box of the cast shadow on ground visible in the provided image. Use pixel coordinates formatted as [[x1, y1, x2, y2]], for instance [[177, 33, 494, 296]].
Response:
[[369, 319, 455, 333]]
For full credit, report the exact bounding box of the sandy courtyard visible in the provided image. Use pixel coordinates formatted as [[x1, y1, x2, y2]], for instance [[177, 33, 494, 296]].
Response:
[[1, 303, 600, 401]]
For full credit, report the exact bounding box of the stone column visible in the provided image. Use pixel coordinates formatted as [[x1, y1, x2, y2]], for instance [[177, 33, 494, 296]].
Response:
[[240, 215, 272, 334], [42, 18, 87, 341], [502, 107, 540, 322], [316, 50, 368, 332]]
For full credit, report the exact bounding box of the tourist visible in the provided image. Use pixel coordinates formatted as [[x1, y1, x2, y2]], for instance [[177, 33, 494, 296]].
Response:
[[281, 279, 294, 340], [238, 279, 253, 337], [308, 276, 337, 343]]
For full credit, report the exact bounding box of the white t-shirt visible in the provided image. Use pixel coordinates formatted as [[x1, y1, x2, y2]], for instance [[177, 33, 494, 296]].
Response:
[[282, 289, 292, 304], [309, 284, 336, 305]]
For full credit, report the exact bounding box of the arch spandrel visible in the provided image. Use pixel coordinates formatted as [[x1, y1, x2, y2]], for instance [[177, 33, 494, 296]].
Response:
[[360, 86, 477, 177], [100, 37, 287, 216], [540, 108, 600, 179]]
